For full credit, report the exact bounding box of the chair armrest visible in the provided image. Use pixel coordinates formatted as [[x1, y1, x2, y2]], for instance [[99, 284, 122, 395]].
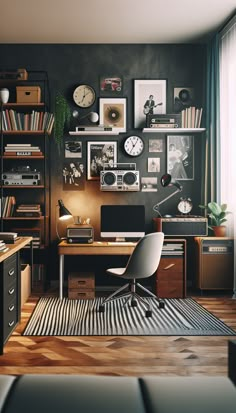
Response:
[[228, 340, 236, 386]]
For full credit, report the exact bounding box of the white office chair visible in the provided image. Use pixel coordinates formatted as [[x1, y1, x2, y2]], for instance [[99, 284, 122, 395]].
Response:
[[99, 232, 165, 317]]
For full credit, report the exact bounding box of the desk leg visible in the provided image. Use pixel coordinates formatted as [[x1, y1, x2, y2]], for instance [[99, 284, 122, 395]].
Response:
[[59, 254, 64, 299]]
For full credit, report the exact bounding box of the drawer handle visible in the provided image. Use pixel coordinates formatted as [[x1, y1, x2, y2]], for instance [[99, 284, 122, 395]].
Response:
[[8, 320, 15, 327], [8, 268, 15, 276], [8, 304, 15, 312], [8, 288, 15, 295], [163, 263, 175, 270], [78, 281, 86, 284]]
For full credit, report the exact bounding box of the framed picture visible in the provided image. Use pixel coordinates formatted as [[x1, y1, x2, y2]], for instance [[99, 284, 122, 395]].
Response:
[[174, 87, 195, 113], [167, 135, 194, 180], [87, 141, 117, 180], [99, 75, 123, 94], [141, 177, 158, 192], [148, 157, 160, 173], [99, 98, 127, 133], [148, 139, 163, 152], [62, 161, 85, 190], [65, 141, 82, 158], [134, 79, 167, 128]]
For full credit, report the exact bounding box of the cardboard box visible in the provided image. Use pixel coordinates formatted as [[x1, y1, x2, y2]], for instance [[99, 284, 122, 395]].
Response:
[[16, 86, 41, 103], [21, 264, 31, 307]]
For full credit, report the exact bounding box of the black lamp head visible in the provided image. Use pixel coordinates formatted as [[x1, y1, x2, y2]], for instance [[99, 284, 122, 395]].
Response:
[[58, 199, 72, 221], [161, 173, 183, 191]]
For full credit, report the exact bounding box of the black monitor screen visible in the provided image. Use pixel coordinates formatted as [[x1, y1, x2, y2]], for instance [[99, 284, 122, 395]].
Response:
[[100, 205, 145, 240]]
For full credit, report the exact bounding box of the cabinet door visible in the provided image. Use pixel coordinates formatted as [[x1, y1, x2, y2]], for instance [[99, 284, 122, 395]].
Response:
[[156, 257, 184, 298]]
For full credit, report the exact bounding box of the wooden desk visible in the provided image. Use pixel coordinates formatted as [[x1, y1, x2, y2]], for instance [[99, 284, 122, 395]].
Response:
[[0, 236, 32, 354], [58, 241, 136, 299]]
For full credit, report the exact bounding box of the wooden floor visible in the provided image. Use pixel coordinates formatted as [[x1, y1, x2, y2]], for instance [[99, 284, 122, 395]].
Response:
[[0, 293, 236, 376]]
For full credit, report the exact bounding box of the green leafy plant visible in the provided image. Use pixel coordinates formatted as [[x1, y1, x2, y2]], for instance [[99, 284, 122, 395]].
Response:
[[54, 92, 71, 151], [199, 201, 231, 229]]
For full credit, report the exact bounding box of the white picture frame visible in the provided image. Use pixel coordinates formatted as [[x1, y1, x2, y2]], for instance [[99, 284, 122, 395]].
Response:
[[134, 79, 167, 128], [99, 98, 127, 133], [87, 141, 117, 180]]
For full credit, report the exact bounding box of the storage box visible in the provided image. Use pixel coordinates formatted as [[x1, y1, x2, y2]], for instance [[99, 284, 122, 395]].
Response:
[[68, 272, 95, 299], [16, 86, 41, 103], [21, 264, 31, 307]]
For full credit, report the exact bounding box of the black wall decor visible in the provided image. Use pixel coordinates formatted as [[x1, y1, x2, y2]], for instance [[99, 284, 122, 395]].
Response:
[[0, 43, 206, 282]]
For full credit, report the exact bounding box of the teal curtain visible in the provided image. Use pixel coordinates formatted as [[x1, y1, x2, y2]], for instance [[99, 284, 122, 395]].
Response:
[[202, 34, 220, 206]]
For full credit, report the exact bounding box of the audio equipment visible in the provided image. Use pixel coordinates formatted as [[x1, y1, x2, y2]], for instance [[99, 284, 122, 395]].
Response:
[[195, 237, 234, 290], [67, 225, 94, 244], [2, 171, 41, 185], [100, 170, 140, 191], [146, 113, 181, 128], [149, 123, 179, 128], [154, 217, 208, 236]]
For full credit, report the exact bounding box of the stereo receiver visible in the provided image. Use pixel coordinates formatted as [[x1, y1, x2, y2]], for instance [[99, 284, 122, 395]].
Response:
[[146, 114, 181, 128], [2, 171, 41, 185], [154, 217, 208, 236], [67, 225, 94, 244]]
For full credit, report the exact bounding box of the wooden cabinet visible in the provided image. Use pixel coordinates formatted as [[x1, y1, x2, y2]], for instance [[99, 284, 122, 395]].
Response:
[[194, 237, 234, 290], [156, 239, 186, 298], [68, 272, 95, 299]]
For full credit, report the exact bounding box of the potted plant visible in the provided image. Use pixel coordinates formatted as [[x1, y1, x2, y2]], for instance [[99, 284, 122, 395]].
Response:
[[53, 92, 71, 152], [199, 201, 231, 237]]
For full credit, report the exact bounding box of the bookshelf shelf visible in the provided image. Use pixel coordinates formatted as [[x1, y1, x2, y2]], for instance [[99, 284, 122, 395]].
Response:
[[69, 130, 119, 136], [3, 216, 45, 220], [2, 185, 45, 189]]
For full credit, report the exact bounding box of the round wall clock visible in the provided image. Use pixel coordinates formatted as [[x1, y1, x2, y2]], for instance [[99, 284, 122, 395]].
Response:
[[73, 85, 96, 108], [177, 197, 193, 215], [124, 135, 144, 157]]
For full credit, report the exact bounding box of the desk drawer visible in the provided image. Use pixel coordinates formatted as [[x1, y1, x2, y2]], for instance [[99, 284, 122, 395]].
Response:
[[156, 257, 184, 298], [68, 290, 95, 300]]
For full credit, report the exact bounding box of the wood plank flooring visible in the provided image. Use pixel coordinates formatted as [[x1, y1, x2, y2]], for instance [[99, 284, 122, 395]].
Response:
[[0, 293, 236, 376]]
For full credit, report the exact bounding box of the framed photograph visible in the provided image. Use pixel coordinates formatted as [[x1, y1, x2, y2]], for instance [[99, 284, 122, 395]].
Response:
[[148, 157, 160, 173], [87, 141, 117, 180], [99, 75, 123, 94], [149, 139, 163, 153], [65, 141, 82, 158], [141, 177, 158, 192], [134, 79, 167, 128], [174, 87, 194, 113], [62, 161, 85, 190], [167, 135, 194, 180], [99, 98, 127, 133]]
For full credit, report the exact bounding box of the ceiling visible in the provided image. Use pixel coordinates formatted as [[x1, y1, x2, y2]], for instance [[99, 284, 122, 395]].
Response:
[[1, 0, 236, 44]]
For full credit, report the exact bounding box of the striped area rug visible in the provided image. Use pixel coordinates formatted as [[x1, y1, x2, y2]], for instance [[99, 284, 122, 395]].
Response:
[[23, 297, 236, 336]]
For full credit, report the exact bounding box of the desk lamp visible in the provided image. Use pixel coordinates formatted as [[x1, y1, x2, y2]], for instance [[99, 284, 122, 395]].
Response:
[[56, 199, 73, 239], [153, 173, 183, 217], [72, 110, 99, 125]]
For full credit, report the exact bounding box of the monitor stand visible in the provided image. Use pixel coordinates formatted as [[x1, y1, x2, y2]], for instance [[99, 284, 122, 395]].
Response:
[[115, 237, 126, 242]]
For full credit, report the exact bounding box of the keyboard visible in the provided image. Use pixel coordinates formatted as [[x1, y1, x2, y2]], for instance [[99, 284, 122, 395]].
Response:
[[107, 242, 137, 246]]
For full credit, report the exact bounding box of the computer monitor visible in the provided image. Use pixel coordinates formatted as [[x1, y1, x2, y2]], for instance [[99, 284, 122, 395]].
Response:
[[100, 205, 145, 242]]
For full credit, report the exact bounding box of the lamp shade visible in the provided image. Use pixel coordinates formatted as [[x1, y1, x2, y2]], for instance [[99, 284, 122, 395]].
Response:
[[161, 173, 183, 191], [58, 199, 72, 221], [72, 110, 99, 124]]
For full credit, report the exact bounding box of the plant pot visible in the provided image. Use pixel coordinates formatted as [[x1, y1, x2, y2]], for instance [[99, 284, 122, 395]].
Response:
[[212, 225, 226, 237]]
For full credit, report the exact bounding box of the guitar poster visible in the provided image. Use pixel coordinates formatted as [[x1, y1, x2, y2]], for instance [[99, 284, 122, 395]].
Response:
[[134, 79, 166, 128]]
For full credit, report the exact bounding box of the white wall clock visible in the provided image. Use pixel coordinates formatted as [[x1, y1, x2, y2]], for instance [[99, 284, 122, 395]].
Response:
[[73, 85, 96, 108], [124, 135, 144, 157]]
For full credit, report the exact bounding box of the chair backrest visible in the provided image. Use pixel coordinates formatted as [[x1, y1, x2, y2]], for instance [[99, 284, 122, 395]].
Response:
[[123, 232, 164, 280]]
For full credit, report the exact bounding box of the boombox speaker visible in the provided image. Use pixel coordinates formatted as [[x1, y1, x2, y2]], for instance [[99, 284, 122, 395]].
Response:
[[100, 170, 140, 191], [153, 217, 208, 236]]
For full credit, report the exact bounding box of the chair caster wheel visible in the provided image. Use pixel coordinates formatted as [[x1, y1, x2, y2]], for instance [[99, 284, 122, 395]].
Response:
[[131, 299, 137, 307], [159, 301, 165, 309], [99, 305, 105, 313], [145, 310, 152, 317]]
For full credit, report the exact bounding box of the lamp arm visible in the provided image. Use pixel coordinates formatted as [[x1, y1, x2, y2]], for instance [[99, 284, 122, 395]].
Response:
[[153, 187, 182, 214]]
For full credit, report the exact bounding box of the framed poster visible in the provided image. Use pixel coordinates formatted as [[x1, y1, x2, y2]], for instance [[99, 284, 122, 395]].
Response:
[[87, 141, 117, 180], [99, 98, 127, 133], [134, 79, 166, 128], [62, 161, 85, 190], [167, 135, 194, 180], [99, 75, 123, 94]]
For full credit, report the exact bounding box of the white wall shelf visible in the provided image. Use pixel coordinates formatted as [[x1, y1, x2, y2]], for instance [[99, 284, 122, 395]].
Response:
[[69, 131, 119, 136], [142, 128, 206, 133]]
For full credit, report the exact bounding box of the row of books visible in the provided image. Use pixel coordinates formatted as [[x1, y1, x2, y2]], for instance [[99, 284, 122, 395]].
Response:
[[0, 196, 16, 217], [15, 204, 42, 217], [181, 106, 203, 128], [162, 243, 184, 255], [15, 227, 41, 248], [4, 143, 42, 156], [0, 109, 54, 134]]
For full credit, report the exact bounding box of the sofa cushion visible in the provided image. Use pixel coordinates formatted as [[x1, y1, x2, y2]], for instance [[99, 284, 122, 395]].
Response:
[[141, 376, 236, 413], [0, 376, 16, 412], [2, 374, 146, 413]]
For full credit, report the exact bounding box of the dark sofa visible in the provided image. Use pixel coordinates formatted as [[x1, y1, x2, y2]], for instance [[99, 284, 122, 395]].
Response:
[[0, 340, 235, 413]]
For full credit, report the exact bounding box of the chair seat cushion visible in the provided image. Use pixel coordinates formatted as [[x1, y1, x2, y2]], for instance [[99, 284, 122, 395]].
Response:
[[107, 267, 126, 277]]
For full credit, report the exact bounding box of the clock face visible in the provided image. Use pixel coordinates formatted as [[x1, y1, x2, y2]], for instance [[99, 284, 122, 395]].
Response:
[[124, 135, 144, 157], [177, 198, 193, 214], [73, 85, 96, 108]]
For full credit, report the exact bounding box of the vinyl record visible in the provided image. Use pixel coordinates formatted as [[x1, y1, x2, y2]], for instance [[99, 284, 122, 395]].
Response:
[[105, 106, 121, 124]]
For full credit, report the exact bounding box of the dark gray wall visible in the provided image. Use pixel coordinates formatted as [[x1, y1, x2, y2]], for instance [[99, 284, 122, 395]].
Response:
[[0, 44, 206, 281]]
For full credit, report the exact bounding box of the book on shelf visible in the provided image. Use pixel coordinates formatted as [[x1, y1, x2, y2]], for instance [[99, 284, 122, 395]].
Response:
[[181, 106, 203, 128], [14, 211, 42, 217], [17, 204, 41, 209], [4, 151, 43, 156]]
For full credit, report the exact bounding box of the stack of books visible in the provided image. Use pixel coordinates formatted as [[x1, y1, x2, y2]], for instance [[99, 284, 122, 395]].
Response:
[[4, 143, 42, 156], [14, 204, 42, 217], [0, 240, 9, 253], [0, 232, 18, 244], [181, 106, 203, 128]]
